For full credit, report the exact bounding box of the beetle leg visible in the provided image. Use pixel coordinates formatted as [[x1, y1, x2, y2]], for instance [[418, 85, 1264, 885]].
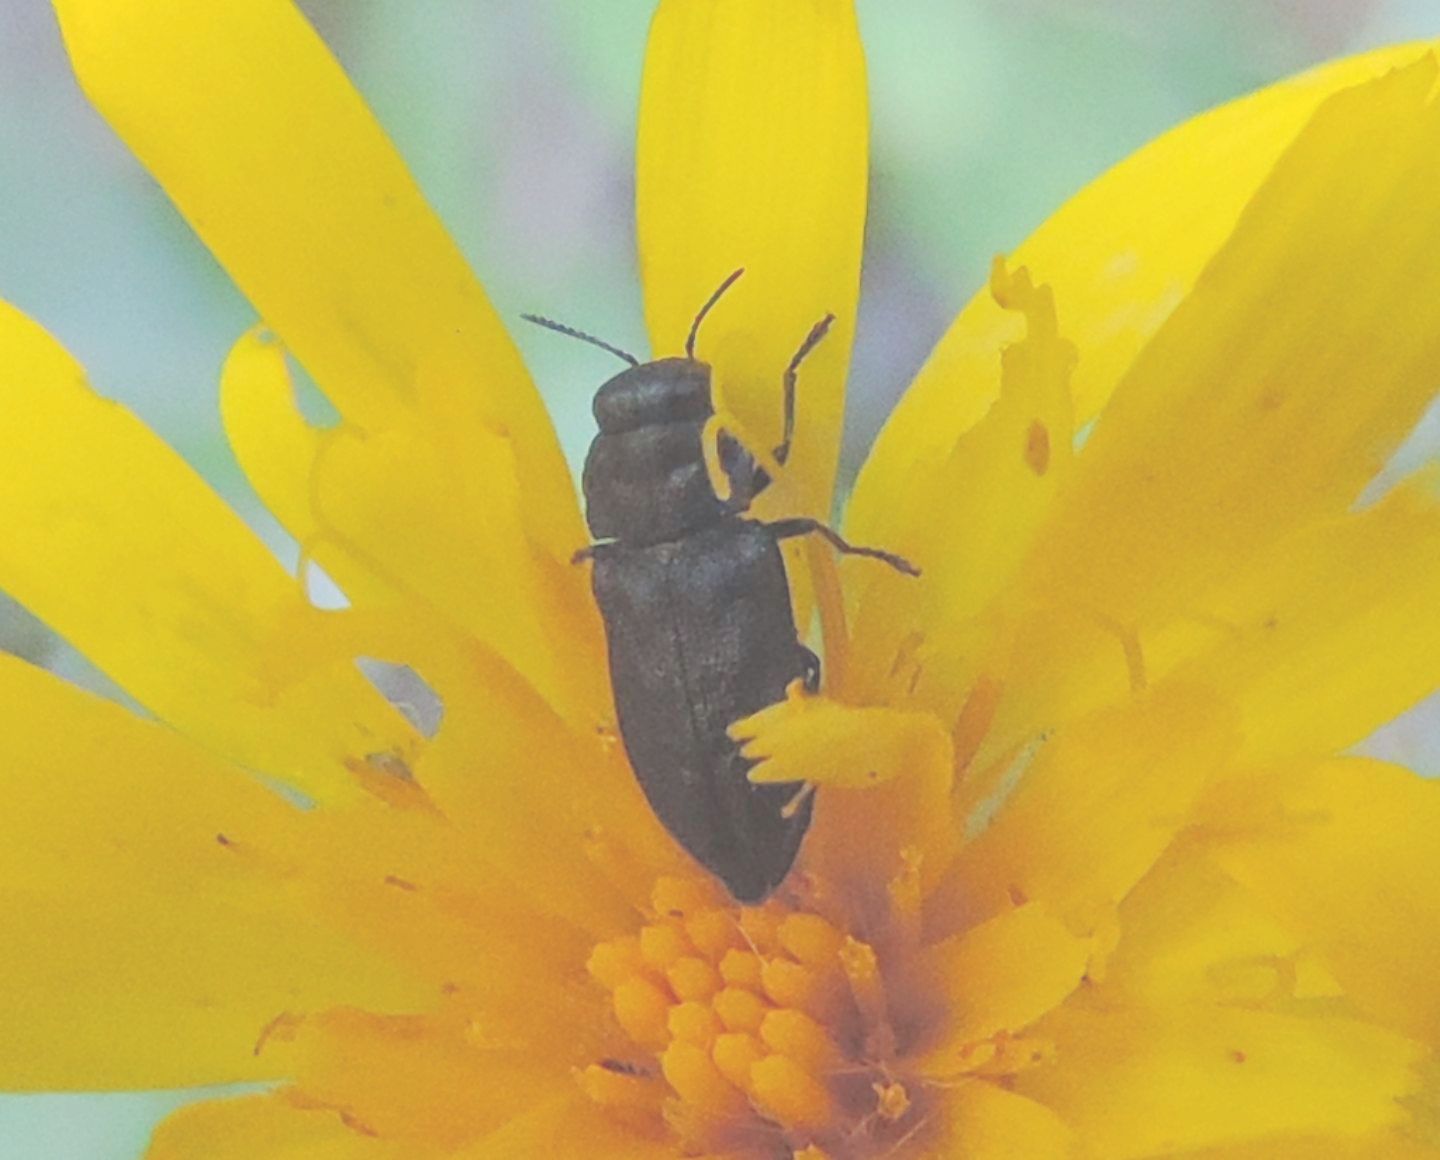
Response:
[[774, 312, 836, 466], [702, 420, 775, 511], [768, 517, 920, 577], [571, 540, 615, 565]]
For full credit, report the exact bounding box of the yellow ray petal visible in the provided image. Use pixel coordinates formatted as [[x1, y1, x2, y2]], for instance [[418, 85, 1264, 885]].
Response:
[[221, 328, 606, 722], [278, 789, 609, 1051], [217, 329, 328, 584], [931, 683, 1237, 939], [452, 1092, 675, 1159], [1015, 1005, 1428, 1159], [1199, 759, 1440, 1045], [0, 654, 429, 1090], [381, 614, 687, 931], [735, 690, 951, 791], [954, 59, 1440, 770], [852, 40, 1436, 532], [1020, 56, 1440, 634], [733, 686, 957, 892], [638, 0, 867, 520], [917, 903, 1091, 1067], [1175, 473, 1440, 764], [0, 302, 416, 801], [286, 1009, 578, 1152], [148, 1094, 417, 1160], [51, 0, 582, 569], [924, 1081, 1073, 1160], [1155, 1136, 1440, 1160], [1100, 847, 1333, 1010], [981, 466, 1440, 778], [847, 259, 1076, 712]]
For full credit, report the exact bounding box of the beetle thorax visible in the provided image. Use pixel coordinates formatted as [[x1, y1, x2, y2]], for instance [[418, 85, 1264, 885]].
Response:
[[583, 357, 757, 545]]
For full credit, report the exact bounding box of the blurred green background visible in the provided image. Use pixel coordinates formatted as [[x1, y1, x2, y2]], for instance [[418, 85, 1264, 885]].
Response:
[[2, 2, 1439, 1155]]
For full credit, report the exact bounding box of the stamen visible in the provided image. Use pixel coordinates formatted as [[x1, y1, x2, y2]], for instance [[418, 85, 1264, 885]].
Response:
[[841, 937, 897, 1062], [686, 909, 742, 958], [719, 948, 765, 988], [760, 1008, 843, 1072], [713, 1032, 766, 1093], [738, 906, 785, 953], [667, 956, 723, 1001], [668, 1001, 722, 1046], [663, 1041, 749, 1117], [612, 977, 671, 1049], [778, 913, 846, 968], [714, 986, 769, 1033], [639, 923, 692, 969], [750, 1053, 838, 1135], [761, 957, 844, 1024], [583, 875, 953, 1154], [874, 1081, 911, 1122]]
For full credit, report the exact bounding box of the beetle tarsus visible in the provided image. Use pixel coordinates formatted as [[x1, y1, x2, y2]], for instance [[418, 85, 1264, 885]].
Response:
[[768, 517, 920, 577]]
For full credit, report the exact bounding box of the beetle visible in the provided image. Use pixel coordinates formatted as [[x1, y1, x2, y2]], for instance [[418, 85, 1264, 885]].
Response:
[[525, 271, 915, 902]]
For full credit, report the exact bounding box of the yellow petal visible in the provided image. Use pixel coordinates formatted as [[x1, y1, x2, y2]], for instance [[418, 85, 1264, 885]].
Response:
[[918, 903, 1091, 1065], [1199, 759, 1440, 1044], [275, 785, 609, 1052], [384, 616, 687, 932], [638, 0, 867, 519], [217, 329, 329, 584], [1020, 56, 1440, 635], [222, 332, 606, 721], [852, 40, 1437, 530], [924, 1081, 1073, 1160], [0, 301, 415, 801], [737, 689, 957, 893], [1016, 1005, 1428, 1159], [1155, 1136, 1440, 1160], [1175, 472, 1440, 763], [1101, 847, 1334, 1010], [955, 58, 1440, 770], [932, 682, 1237, 938], [847, 259, 1076, 712], [52, 0, 582, 568], [979, 467, 1440, 790], [0, 654, 428, 1090], [287, 1009, 576, 1152], [452, 1093, 674, 1159], [148, 1094, 414, 1160], [735, 690, 951, 790]]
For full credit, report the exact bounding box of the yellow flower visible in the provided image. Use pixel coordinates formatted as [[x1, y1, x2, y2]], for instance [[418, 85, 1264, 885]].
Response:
[[5, 1, 1440, 1157]]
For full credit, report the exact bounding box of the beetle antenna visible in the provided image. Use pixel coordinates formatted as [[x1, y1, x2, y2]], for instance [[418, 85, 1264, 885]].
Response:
[[520, 314, 640, 368], [775, 312, 835, 466], [685, 267, 745, 359]]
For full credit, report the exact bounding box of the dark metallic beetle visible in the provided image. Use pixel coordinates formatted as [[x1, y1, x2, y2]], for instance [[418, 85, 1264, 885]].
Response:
[[525, 272, 914, 902]]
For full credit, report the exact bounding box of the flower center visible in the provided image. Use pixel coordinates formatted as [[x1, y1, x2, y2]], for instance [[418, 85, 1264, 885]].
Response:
[[582, 875, 928, 1158]]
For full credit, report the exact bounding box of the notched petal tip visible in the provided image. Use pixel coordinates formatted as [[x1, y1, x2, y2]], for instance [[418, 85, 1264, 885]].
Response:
[[734, 690, 952, 791]]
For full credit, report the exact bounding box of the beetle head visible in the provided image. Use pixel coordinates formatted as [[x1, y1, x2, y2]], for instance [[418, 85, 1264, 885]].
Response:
[[583, 357, 767, 544]]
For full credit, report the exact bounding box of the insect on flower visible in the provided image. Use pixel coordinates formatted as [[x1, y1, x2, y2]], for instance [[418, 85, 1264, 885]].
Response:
[[3, 1, 1440, 1157], [527, 270, 916, 903]]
